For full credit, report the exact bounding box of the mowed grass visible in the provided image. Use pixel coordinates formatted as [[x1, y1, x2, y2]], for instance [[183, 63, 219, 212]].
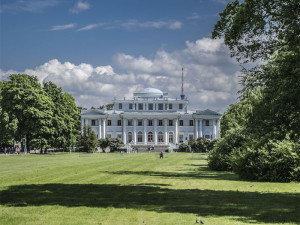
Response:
[[0, 153, 299, 225]]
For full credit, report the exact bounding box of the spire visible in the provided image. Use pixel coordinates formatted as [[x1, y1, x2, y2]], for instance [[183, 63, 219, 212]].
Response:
[[180, 67, 185, 100]]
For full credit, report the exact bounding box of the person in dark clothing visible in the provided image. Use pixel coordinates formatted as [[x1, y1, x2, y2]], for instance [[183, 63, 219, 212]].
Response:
[[160, 151, 163, 159]]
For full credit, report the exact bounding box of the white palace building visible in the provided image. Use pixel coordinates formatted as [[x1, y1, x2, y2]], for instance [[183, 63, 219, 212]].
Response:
[[80, 87, 221, 148]]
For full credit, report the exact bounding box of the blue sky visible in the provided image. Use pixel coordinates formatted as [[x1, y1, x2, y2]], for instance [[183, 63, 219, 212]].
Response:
[[0, 0, 240, 112]]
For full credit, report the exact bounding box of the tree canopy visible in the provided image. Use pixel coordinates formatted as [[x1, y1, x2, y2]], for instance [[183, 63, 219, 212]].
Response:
[[0, 74, 81, 151], [209, 0, 300, 182]]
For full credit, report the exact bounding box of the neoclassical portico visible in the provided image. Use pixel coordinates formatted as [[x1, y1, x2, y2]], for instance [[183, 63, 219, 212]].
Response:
[[81, 88, 221, 146]]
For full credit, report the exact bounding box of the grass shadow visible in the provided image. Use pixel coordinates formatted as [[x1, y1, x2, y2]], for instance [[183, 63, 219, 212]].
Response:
[[0, 183, 299, 224]]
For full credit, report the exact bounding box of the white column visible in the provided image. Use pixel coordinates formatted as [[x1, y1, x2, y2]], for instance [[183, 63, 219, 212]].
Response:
[[213, 120, 217, 139], [199, 119, 203, 138], [123, 118, 127, 144], [81, 118, 84, 134], [164, 119, 168, 144], [85, 119, 88, 126], [144, 119, 147, 144], [175, 119, 178, 144], [154, 119, 157, 144], [98, 119, 102, 139], [103, 119, 106, 139], [217, 119, 220, 138], [195, 119, 198, 139], [133, 119, 137, 144]]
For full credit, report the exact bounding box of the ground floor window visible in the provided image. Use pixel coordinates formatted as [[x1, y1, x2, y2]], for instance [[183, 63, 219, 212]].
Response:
[[138, 132, 143, 142], [117, 134, 122, 139], [204, 134, 211, 140], [179, 134, 184, 143], [158, 132, 163, 143], [189, 134, 194, 140], [169, 132, 174, 143], [128, 132, 133, 143], [148, 132, 153, 142]]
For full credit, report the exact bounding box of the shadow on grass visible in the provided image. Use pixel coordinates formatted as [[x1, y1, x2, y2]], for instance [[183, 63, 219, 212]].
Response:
[[103, 169, 241, 181], [1, 183, 299, 224]]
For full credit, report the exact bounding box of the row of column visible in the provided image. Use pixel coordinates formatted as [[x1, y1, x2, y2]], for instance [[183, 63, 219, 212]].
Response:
[[81, 118, 220, 144], [81, 118, 106, 139], [194, 119, 220, 139], [123, 118, 177, 145]]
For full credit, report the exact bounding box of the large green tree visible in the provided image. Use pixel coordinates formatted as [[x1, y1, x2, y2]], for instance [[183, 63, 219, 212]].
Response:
[[43, 82, 80, 150], [0, 74, 53, 150]]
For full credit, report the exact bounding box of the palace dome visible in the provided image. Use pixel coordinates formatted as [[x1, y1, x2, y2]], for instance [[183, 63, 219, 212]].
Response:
[[142, 88, 163, 94]]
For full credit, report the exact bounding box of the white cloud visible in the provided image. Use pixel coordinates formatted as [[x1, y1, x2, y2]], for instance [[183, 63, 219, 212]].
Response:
[[121, 20, 182, 30], [77, 23, 105, 31], [0, 38, 241, 112], [51, 23, 76, 31], [70, 0, 90, 14]]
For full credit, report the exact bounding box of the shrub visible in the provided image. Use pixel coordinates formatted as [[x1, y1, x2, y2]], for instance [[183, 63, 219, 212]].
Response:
[[232, 137, 300, 182], [178, 143, 189, 152], [77, 125, 98, 153], [208, 128, 248, 171]]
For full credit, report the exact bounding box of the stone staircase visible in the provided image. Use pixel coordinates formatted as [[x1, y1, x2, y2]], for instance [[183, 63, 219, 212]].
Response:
[[130, 144, 170, 153]]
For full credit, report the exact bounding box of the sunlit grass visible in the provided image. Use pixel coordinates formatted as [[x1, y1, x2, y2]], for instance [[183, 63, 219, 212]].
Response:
[[0, 153, 299, 224]]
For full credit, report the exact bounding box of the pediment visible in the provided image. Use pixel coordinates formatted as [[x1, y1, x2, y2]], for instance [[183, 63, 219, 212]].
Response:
[[80, 109, 105, 115], [195, 109, 221, 116]]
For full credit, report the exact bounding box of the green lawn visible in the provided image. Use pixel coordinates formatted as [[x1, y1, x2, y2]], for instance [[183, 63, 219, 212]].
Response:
[[0, 153, 299, 225]]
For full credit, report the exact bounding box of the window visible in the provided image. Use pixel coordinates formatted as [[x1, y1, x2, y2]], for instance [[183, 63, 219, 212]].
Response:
[[189, 120, 194, 126], [169, 104, 172, 109], [179, 134, 184, 143], [117, 134, 122, 139], [189, 134, 194, 140], [138, 132, 143, 142], [205, 134, 211, 140], [128, 132, 133, 143], [179, 120, 183, 126], [108, 120, 112, 126], [119, 103, 122, 109], [158, 103, 163, 110], [158, 120, 163, 126], [128, 120, 133, 126], [169, 132, 174, 143], [179, 104, 183, 109], [205, 120, 210, 126], [138, 120, 143, 126], [106, 134, 112, 138], [138, 103, 143, 110], [158, 132, 164, 143], [117, 120, 121, 126], [91, 120, 96, 126], [169, 120, 173, 126], [129, 103, 133, 110], [148, 103, 153, 110], [148, 120, 153, 126], [148, 132, 153, 142]]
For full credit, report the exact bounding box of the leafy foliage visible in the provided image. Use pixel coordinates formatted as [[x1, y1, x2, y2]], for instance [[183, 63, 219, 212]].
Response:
[[0, 74, 81, 151], [232, 136, 300, 182], [77, 125, 98, 153], [211, 0, 300, 182]]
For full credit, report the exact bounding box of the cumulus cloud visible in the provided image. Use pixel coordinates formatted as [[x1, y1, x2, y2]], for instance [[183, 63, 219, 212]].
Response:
[[70, 0, 90, 14], [0, 38, 241, 112], [51, 23, 76, 31]]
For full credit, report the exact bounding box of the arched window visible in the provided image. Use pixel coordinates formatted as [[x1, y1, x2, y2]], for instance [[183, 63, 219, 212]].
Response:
[[148, 132, 153, 142], [137, 132, 143, 143], [128, 132, 132, 143], [169, 132, 174, 143], [158, 132, 164, 143]]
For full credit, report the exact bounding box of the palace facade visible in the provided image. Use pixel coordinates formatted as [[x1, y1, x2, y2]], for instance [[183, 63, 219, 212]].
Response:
[[80, 88, 221, 146]]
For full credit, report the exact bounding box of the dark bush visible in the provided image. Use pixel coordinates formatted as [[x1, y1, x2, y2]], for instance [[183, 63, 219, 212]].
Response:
[[208, 128, 248, 171], [232, 137, 300, 182]]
